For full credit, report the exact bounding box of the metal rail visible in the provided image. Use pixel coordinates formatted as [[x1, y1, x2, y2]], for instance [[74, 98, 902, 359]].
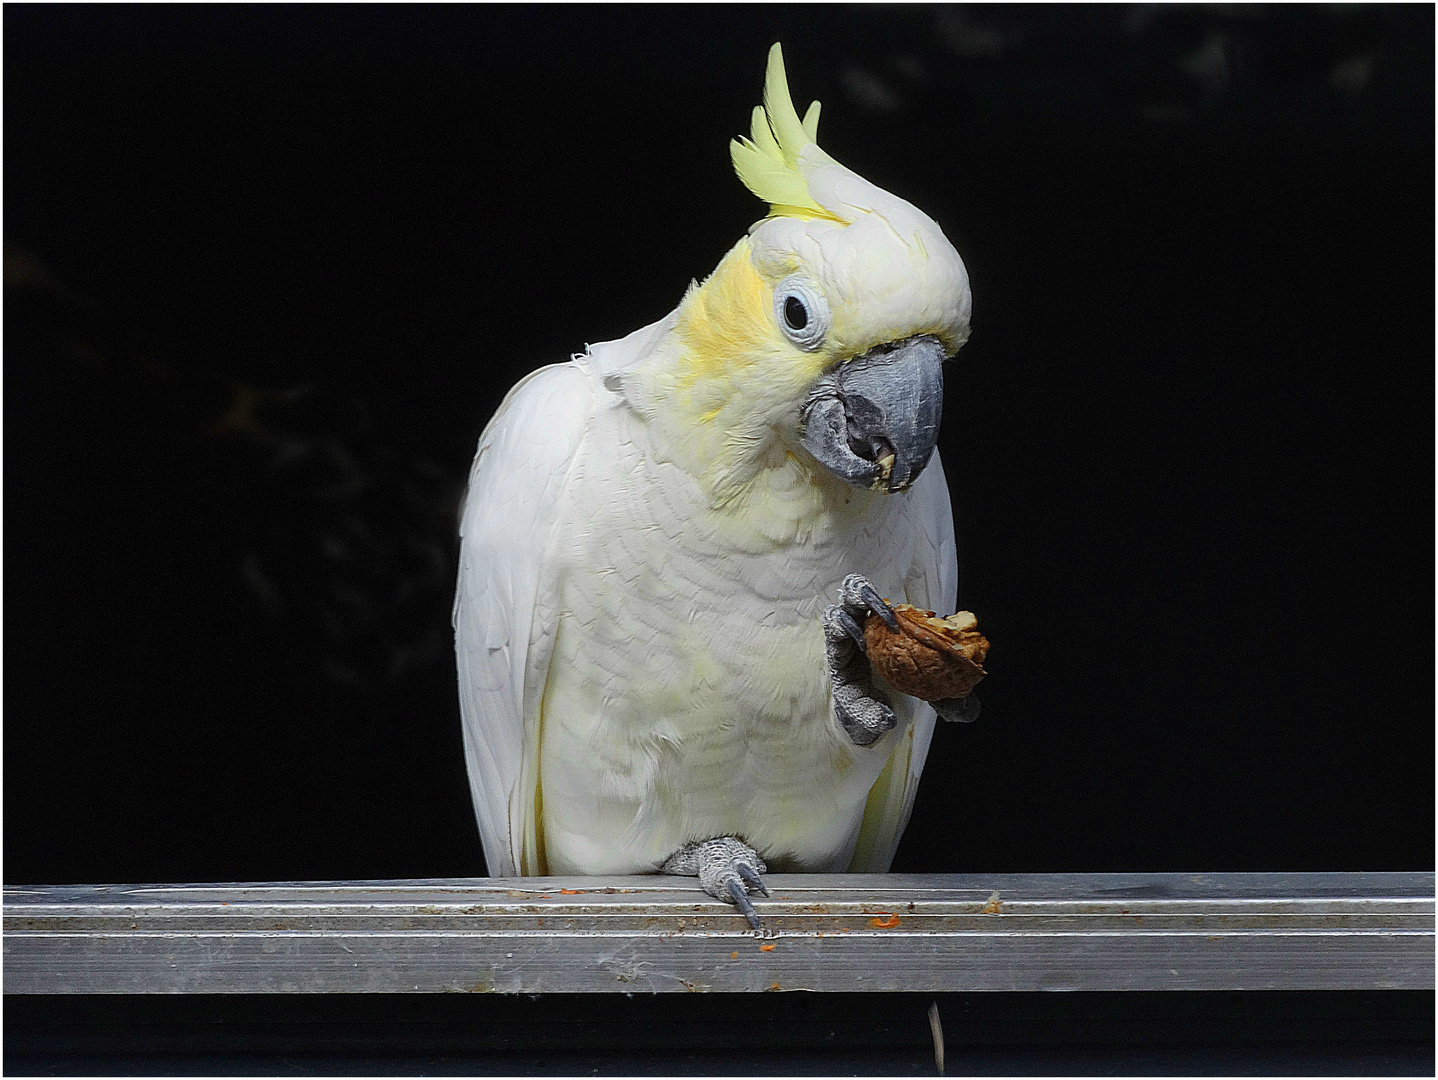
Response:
[[5, 872, 1432, 994]]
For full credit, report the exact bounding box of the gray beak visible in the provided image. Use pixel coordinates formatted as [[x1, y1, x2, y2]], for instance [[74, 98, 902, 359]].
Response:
[[799, 334, 946, 492]]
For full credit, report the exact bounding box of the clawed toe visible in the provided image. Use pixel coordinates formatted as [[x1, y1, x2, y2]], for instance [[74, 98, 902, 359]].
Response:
[[662, 836, 771, 929], [724, 876, 763, 930], [839, 573, 899, 631], [827, 575, 899, 746], [834, 690, 895, 745], [934, 693, 981, 723], [736, 861, 769, 896], [832, 607, 867, 649], [858, 583, 899, 631]]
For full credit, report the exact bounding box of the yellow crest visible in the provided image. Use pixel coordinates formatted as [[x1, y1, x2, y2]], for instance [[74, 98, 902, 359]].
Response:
[[730, 44, 847, 223]]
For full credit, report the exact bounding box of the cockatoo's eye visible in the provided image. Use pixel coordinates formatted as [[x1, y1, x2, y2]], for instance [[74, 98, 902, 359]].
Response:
[[774, 276, 830, 351]]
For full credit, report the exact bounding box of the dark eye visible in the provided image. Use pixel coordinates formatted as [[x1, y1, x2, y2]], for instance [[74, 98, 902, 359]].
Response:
[[773, 275, 830, 350]]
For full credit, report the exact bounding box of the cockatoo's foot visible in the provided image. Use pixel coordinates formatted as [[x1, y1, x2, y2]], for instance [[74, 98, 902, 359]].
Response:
[[934, 694, 981, 723], [660, 836, 769, 930], [824, 573, 900, 746]]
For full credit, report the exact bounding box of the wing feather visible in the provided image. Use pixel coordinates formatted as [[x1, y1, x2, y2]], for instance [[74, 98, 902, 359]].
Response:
[[453, 362, 593, 876], [847, 454, 958, 872]]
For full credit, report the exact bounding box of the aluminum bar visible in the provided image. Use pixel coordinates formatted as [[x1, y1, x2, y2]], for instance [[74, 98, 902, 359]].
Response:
[[5, 872, 1432, 994]]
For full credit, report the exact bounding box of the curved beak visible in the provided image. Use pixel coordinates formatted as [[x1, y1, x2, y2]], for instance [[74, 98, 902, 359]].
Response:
[[799, 334, 945, 492]]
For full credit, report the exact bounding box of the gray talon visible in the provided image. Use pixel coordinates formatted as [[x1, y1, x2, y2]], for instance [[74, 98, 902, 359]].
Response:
[[727, 878, 762, 930], [935, 694, 981, 723], [837, 608, 867, 649], [662, 836, 769, 929], [859, 583, 900, 631], [737, 862, 769, 896]]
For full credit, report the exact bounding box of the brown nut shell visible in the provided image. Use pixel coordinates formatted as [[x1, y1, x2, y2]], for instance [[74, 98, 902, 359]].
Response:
[[864, 604, 990, 702]]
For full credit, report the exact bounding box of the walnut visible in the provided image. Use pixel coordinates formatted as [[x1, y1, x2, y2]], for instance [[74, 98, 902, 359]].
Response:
[[864, 604, 989, 702]]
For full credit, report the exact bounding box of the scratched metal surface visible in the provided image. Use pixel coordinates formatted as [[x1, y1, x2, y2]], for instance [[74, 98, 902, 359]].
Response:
[[5, 873, 1432, 994]]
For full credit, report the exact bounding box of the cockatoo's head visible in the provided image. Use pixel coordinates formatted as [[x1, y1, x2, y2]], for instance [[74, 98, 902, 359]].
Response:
[[729, 44, 971, 494], [616, 44, 970, 504]]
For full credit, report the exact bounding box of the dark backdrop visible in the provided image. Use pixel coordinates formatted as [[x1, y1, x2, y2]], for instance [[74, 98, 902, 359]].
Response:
[[6, 4, 1433, 886]]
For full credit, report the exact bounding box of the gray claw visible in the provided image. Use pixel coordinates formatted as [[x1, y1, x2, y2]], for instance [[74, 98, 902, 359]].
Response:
[[665, 837, 771, 929], [726, 878, 763, 930], [860, 583, 900, 631], [737, 862, 769, 896], [837, 609, 867, 650], [935, 694, 981, 723]]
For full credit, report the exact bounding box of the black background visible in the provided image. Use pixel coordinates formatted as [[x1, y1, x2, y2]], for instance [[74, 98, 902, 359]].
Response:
[[6, 4, 1434, 888], [6, 992, 1433, 1075]]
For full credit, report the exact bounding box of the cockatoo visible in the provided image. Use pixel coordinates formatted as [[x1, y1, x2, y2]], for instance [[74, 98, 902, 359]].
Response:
[[454, 44, 975, 927]]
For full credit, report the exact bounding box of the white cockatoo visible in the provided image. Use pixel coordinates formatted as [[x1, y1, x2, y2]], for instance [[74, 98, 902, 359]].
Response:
[[454, 44, 975, 926]]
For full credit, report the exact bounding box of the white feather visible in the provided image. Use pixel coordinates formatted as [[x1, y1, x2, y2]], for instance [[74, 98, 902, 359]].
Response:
[[453, 361, 594, 875], [846, 454, 958, 872]]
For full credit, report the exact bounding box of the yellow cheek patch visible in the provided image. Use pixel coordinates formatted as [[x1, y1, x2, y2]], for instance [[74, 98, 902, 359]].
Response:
[[674, 239, 772, 386], [674, 239, 833, 401]]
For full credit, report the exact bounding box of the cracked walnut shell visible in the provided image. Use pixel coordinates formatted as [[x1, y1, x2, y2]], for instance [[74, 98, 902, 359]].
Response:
[[864, 604, 989, 702]]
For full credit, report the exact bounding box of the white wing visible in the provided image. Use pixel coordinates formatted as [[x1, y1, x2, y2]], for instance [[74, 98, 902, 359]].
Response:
[[847, 453, 959, 872], [453, 361, 594, 876]]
